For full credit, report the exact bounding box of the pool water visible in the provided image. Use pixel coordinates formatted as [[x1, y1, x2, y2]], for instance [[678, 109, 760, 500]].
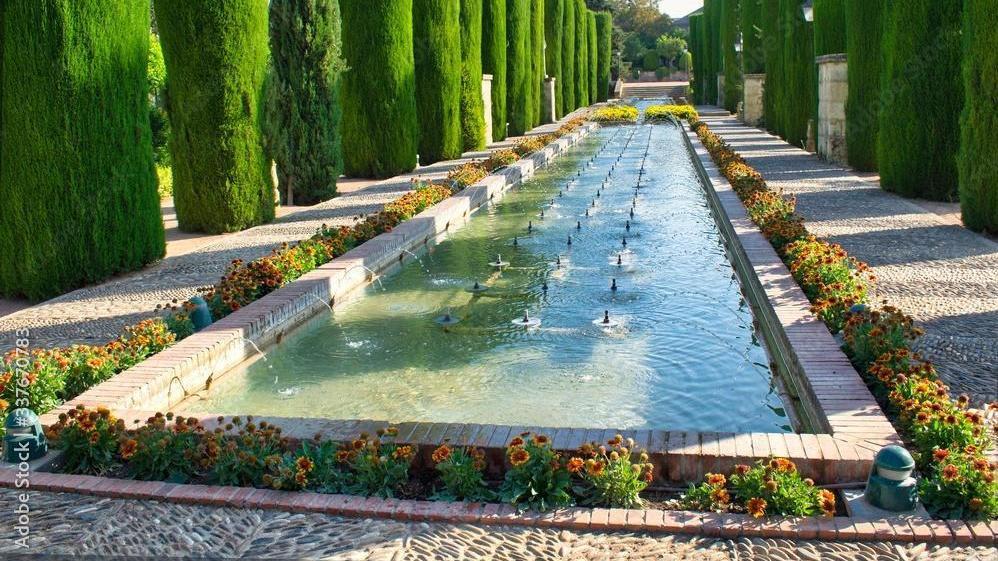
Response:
[[185, 117, 791, 432]]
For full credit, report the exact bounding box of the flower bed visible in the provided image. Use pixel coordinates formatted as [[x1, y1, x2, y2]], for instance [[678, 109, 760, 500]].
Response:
[[0, 115, 587, 435], [589, 105, 639, 124], [644, 104, 699, 122], [687, 117, 997, 521]]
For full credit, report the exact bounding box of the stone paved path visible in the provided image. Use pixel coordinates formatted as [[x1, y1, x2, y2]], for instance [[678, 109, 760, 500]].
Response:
[[1, 490, 994, 560], [0, 121, 568, 352], [700, 110, 998, 406]]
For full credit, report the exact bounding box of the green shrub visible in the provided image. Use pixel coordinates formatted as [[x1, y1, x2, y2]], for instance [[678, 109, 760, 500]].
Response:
[[533, 0, 546, 126], [266, 0, 345, 205], [843, 0, 883, 171], [500, 433, 572, 512], [569, 435, 653, 508], [740, 0, 765, 74], [703, 0, 721, 104], [813, 0, 846, 56], [689, 14, 704, 104], [561, 0, 576, 112], [877, 0, 962, 201], [545, 0, 565, 116], [587, 11, 597, 105], [483, 0, 508, 140], [414, 0, 463, 164], [459, 0, 486, 151], [761, 0, 784, 134], [959, 0, 998, 233], [595, 12, 612, 102], [576, 0, 589, 108], [590, 105, 639, 123], [340, 0, 418, 176], [148, 32, 171, 167], [156, 0, 274, 233], [0, 1, 165, 299], [779, 0, 815, 147], [641, 50, 659, 72], [430, 444, 495, 501], [683, 459, 836, 517], [506, 0, 531, 135], [720, 0, 741, 112]]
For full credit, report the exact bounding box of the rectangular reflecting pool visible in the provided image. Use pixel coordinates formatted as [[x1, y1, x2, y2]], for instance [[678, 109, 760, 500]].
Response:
[[184, 115, 792, 433]]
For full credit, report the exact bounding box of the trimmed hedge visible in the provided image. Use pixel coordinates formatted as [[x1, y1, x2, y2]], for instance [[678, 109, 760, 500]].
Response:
[[959, 0, 998, 232], [266, 0, 345, 205], [720, 0, 741, 112], [739, 0, 765, 74], [761, 0, 783, 134], [460, 0, 486, 151], [156, 0, 274, 234], [595, 11, 612, 102], [414, 0, 463, 165], [340, 0, 418, 177], [587, 11, 598, 105], [0, 1, 164, 299], [843, 0, 882, 171], [506, 0, 531, 136], [690, 14, 704, 104], [483, 0, 508, 140], [703, 0, 720, 104], [779, 0, 814, 147], [575, 0, 589, 108], [877, 0, 962, 200], [561, 0, 576, 113], [531, 0, 545, 126], [545, 0, 565, 117], [813, 0, 846, 56]]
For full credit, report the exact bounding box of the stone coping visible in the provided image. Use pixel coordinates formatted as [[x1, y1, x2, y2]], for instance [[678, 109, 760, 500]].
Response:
[[816, 53, 848, 64], [2, 471, 993, 546]]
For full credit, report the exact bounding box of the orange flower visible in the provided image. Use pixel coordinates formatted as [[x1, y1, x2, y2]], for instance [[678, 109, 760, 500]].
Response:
[[508, 436, 525, 448], [509, 447, 531, 467], [119, 439, 138, 460], [532, 434, 550, 446], [586, 460, 606, 477], [765, 479, 778, 492], [710, 488, 731, 505], [431, 444, 452, 464], [941, 464, 960, 481], [393, 445, 414, 461], [969, 498, 983, 511], [734, 464, 751, 476], [747, 497, 767, 518], [567, 457, 585, 473], [706, 473, 727, 487], [932, 448, 950, 462], [294, 470, 308, 486], [295, 456, 314, 473]]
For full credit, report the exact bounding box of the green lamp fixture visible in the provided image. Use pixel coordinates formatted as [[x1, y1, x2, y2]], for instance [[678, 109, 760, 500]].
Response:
[[188, 295, 213, 332], [3, 408, 49, 463], [864, 444, 918, 512]]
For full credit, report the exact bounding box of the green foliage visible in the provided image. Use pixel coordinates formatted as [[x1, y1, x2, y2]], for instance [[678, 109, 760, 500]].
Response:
[[561, 0, 576, 112], [50, 406, 123, 476], [575, 0, 589, 108], [779, 0, 815, 147], [595, 12, 612, 102], [959, 0, 998, 232], [155, 0, 274, 233], [689, 14, 704, 103], [0, 1, 165, 299], [340, 0, 418, 176], [124, 414, 202, 483], [702, 0, 720, 104], [843, 0, 882, 171], [877, 0, 962, 200], [483, 0, 508, 140], [918, 450, 998, 520], [506, 0, 531, 135], [813, 0, 846, 56], [413, 0, 463, 164], [430, 444, 495, 502], [570, 436, 653, 509], [266, 0, 345, 205], [343, 432, 416, 498], [720, 0, 741, 112], [499, 433, 573, 512], [590, 104, 639, 123], [545, 0, 565, 116], [641, 50, 659, 71], [587, 11, 598, 105], [459, 0, 486, 151], [682, 459, 836, 517], [761, 0, 783, 133], [532, 0, 545, 126], [739, 0, 764, 74]]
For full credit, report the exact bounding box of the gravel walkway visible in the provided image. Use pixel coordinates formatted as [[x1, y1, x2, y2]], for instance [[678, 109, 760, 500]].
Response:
[[1, 489, 994, 560], [699, 110, 998, 405]]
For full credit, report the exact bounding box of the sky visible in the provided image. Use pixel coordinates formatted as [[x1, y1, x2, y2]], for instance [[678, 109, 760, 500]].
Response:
[[659, 0, 703, 19]]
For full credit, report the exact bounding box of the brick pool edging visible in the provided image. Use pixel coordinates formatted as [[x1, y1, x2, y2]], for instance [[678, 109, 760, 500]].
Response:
[[2, 470, 993, 545]]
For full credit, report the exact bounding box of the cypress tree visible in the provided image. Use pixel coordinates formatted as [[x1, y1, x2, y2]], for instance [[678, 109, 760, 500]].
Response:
[[575, 0, 588, 108], [877, 0, 962, 200], [531, 0, 545, 126], [266, 0, 345, 206], [0, 0, 164, 299], [703, 0, 719, 104], [588, 11, 598, 105], [460, 0, 486, 151], [761, 0, 784, 135], [595, 11, 612, 102], [813, 0, 846, 56], [507, 0, 531, 135], [740, 0, 765, 74], [720, 0, 741, 112], [340, 1, 417, 177], [156, 0, 273, 234], [690, 13, 704, 104], [414, 0, 462, 165], [780, 0, 815, 147], [545, 0, 564, 117], [843, 0, 882, 171], [483, 0, 508, 140], [561, 0, 576, 112], [959, 0, 998, 232]]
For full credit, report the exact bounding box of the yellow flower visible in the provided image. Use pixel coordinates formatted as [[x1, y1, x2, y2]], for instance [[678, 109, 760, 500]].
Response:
[[509, 447, 531, 467]]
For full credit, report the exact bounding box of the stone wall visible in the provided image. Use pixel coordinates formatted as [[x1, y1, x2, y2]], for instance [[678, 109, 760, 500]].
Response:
[[716, 73, 725, 108], [817, 54, 848, 164], [742, 74, 765, 126], [482, 74, 493, 143], [542, 77, 556, 124]]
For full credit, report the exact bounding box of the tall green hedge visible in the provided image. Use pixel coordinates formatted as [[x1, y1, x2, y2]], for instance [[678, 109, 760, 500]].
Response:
[[561, 0, 576, 113], [720, 0, 741, 112], [595, 11, 612, 102], [703, 0, 720, 104], [0, 0, 164, 299], [877, 0, 962, 200], [340, 1, 417, 177], [959, 0, 998, 232], [460, 0, 486, 151], [813, 0, 846, 56], [483, 0, 508, 140], [575, 0, 588, 108], [414, 0, 462, 165], [545, 0, 564, 117], [156, 0, 274, 233], [506, 0, 531, 135], [690, 13, 704, 103], [740, 0, 764, 74], [761, 0, 783, 133], [780, 0, 815, 147], [266, 0, 345, 205], [587, 11, 598, 105], [531, 0, 545, 125], [843, 0, 882, 171]]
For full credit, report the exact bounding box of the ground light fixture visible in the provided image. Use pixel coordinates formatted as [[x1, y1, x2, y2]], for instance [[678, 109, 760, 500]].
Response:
[[3, 408, 48, 463], [863, 445, 918, 512], [801, 0, 814, 22]]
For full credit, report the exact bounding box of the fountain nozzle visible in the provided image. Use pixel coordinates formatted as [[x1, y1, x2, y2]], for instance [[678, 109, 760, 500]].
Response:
[[625, 220, 630, 232], [603, 310, 611, 324], [622, 237, 628, 247], [617, 253, 623, 266], [611, 279, 618, 291], [567, 235, 572, 246]]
